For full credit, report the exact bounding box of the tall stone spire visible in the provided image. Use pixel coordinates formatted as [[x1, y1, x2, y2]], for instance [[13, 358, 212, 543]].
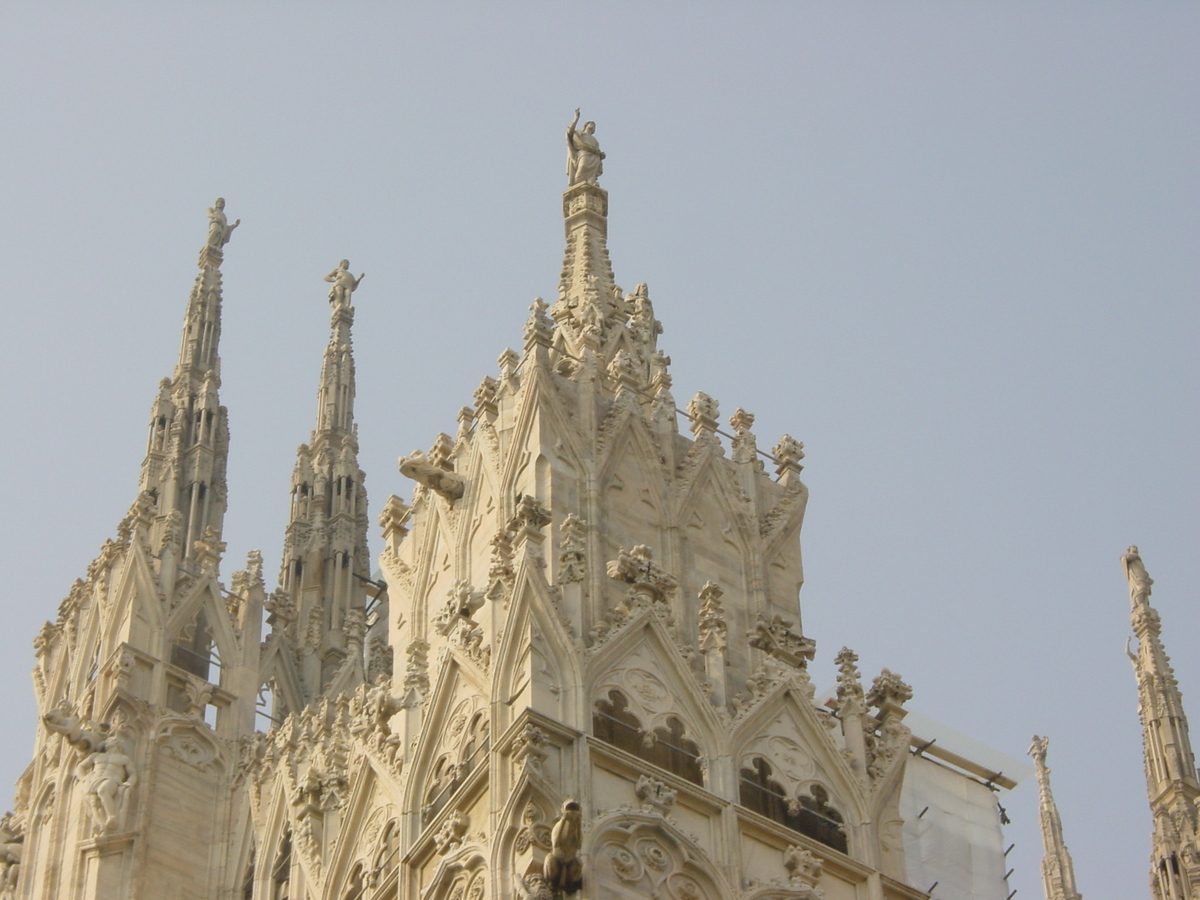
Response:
[[1029, 735, 1082, 900], [550, 111, 663, 380], [1123, 545, 1200, 899], [270, 262, 371, 711], [138, 198, 238, 563]]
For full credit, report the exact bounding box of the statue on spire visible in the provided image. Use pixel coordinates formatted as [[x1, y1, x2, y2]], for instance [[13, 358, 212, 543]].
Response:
[[566, 108, 605, 186], [1121, 545, 1153, 605], [324, 259, 365, 308], [205, 198, 239, 250]]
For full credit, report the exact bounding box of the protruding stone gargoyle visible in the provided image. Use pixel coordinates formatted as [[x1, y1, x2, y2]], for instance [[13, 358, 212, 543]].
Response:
[[543, 799, 583, 896], [42, 704, 106, 753], [398, 449, 465, 501]]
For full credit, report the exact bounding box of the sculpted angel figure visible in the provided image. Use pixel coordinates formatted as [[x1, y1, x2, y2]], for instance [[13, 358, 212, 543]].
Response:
[[324, 259, 365, 307], [206, 198, 239, 249], [566, 109, 604, 186]]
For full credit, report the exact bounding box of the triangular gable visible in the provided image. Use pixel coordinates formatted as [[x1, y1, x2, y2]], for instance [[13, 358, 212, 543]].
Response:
[[586, 613, 723, 755], [731, 685, 868, 823], [492, 565, 581, 729]]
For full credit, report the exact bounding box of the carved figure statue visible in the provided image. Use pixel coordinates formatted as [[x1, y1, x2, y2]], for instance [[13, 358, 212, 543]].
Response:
[[543, 799, 583, 895], [1121, 545, 1153, 603], [324, 259, 365, 307], [1029, 733, 1050, 768], [0, 815, 22, 893], [566, 109, 604, 186], [78, 737, 136, 834], [206, 198, 239, 249]]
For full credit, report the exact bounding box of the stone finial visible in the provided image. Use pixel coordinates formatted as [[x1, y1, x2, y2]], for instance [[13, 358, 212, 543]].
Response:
[[474, 376, 499, 418], [498, 348, 520, 386], [524, 297, 553, 347], [454, 406, 476, 446], [749, 614, 816, 669], [323, 259, 364, 308], [772, 435, 805, 484], [512, 495, 551, 532], [606, 545, 679, 598], [835, 647, 864, 702], [687, 392, 720, 440], [729, 408, 760, 464], [866, 669, 913, 716], [558, 514, 587, 584], [697, 582, 727, 652], [566, 108, 604, 186], [379, 495, 411, 541], [193, 526, 226, 570]]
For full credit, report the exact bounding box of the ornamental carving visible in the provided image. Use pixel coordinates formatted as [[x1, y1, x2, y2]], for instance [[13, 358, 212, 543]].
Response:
[[606, 545, 678, 600], [515, 800, 553, 853], [558, 515, 587, 584], [749, 614, 816, 669], [697, 582, 727, 653], [594, 822, 719, 900]]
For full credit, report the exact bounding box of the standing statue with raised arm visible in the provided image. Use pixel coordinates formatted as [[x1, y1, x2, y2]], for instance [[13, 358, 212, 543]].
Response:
[[205, 197, 239, 249], [324, 259, 365, 307], [566, 109, 605, 186]]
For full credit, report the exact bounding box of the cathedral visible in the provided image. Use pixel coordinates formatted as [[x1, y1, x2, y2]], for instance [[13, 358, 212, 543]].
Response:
[[0, 119, 1192, 900]]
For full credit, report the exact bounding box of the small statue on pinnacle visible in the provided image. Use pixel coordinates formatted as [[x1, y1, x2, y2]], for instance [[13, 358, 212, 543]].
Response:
[[324, 259, 365, 307], [205, 197, 239, 249], [566, 108, 604, 186]]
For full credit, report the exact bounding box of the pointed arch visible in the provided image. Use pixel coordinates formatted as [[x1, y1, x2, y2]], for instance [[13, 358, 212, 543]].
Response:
[[730, 685, 868, 854], [492, 563, 583, 731], [403, 654, 490, 836], [586, 614, 725, 782]]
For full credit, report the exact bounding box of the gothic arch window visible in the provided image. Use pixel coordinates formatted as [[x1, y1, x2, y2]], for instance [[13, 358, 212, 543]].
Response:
[[592, 690, 704, 786], [272, 828, 292, 900], [738, 758, 847, 854], [460, 712, 490, 779], [342, 862, 366, 900], [241, 845, 255, 900], [373, 820, 399, 887], [422, 755, 462, 825]]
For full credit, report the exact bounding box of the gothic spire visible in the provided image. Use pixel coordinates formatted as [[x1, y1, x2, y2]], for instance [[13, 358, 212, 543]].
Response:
[[138, 199, 237, 563], [1123, 546, 1200, 899], [1028, 735, 1082, 900], [550, 111, 663, 383], [273, 263, 371, 709]]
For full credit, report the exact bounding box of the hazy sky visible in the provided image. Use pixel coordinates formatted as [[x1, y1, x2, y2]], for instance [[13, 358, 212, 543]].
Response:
[[2, 5, 1197, 897]]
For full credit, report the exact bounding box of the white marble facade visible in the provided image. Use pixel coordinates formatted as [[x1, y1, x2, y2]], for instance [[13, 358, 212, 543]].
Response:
[[2, 120, 1027, 900]]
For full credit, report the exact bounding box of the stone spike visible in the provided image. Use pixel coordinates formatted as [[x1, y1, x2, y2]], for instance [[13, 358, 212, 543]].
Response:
[[1028, 736, 1083, 900], [1122, 546, 1200, 899], [274, 266, 372, 707], [139, 200, 236, 562]]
